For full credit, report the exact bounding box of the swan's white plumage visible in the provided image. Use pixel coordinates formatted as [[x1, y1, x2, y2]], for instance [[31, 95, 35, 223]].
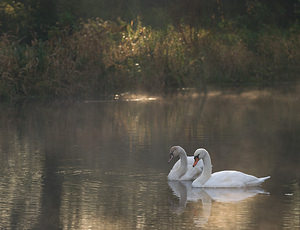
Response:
[[168, 146, 203, 181], [191, 148, 270, 188], [168, 156, 203, 180], [196, 170, 270, 187]]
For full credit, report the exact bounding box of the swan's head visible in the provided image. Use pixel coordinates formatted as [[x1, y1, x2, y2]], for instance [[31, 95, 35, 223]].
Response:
[[168, 146, 184, 163], [193, 148, 208, 167]]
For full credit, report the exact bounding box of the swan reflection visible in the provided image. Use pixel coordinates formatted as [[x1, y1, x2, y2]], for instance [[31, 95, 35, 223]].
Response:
[[168, 181, 269, 227]]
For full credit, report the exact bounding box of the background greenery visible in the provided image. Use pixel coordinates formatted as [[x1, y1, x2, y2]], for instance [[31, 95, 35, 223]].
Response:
[[0, 0, 299, 99]]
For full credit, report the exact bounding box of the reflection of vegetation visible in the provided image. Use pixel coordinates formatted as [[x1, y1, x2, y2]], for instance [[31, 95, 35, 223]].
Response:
[[0, 87, 299, 229], [283, 183, 300, 229], [0, 1, 299, 99], [0, 130, 44, 229]]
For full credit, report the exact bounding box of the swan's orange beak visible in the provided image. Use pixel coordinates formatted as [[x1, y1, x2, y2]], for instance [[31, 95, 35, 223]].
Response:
[[193, 158, 199, 167]]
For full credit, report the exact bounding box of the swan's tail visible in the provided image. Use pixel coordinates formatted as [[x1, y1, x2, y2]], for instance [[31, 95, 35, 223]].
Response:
[[246, 176, 271, 186], [260, 176, 271, 181]]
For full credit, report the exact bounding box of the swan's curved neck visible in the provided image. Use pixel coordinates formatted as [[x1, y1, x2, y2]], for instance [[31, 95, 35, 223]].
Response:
[[196, 152, 212, 185], [177, 150, 188, 178]]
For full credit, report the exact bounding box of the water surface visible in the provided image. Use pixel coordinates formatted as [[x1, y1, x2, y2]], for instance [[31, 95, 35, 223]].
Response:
[[0, 85, 299, 229]]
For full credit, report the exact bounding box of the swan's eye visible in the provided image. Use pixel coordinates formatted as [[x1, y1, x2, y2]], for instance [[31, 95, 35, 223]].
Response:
[[194, 155, 199, 160]]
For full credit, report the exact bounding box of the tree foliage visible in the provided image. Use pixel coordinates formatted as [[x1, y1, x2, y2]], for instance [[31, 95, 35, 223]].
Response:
[[0, 0, 299, 99], [0, 0, 299, 41]]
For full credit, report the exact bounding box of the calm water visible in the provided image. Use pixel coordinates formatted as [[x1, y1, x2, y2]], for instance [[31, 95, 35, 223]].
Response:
[[0, 85, 299, 230]]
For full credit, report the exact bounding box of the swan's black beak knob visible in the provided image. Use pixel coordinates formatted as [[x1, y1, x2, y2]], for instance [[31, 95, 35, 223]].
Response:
[[193, 156, 199, 167]]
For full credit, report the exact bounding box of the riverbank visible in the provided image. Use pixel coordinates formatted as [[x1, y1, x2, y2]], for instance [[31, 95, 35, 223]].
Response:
[[0, 18, 299, 100]]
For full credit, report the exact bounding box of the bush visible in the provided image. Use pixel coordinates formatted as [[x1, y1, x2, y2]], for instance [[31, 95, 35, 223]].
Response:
[[0, 18, 299, 100]]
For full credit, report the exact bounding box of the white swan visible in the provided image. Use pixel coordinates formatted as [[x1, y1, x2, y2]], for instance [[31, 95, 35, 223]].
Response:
[[168, 146, 203, 181], [192, 148, 270, 187]]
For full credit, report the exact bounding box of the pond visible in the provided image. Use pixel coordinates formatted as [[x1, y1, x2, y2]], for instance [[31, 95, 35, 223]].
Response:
[[0, 85, 299, 229]]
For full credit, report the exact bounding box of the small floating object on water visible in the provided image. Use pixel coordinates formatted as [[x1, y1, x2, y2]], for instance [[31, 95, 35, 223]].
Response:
[[284, 193, 294, 196], [114, 92, 159, 101], [114, 94, 120, 100]]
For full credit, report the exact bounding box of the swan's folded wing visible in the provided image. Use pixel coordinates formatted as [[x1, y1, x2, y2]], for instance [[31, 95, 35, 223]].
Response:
[[206, 171, 259, 187]]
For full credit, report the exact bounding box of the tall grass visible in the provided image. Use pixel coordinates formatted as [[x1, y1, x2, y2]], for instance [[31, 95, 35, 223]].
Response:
[[0, 18, 299, 99]]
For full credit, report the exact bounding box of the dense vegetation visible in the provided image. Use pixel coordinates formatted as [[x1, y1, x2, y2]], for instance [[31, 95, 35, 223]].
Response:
[[0, 0, 299, 99]]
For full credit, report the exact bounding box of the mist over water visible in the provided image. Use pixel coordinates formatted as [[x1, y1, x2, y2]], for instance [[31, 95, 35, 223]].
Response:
[[0, 85, 299, 229]]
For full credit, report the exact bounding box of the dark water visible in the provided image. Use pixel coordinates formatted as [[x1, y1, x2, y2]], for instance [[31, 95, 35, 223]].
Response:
[[0, 85, 299, 230]]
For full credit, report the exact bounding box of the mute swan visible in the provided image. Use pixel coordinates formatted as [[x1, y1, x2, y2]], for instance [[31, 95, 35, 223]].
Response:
[[168, 146, 203, 181], [192, 148, 270, 187]]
